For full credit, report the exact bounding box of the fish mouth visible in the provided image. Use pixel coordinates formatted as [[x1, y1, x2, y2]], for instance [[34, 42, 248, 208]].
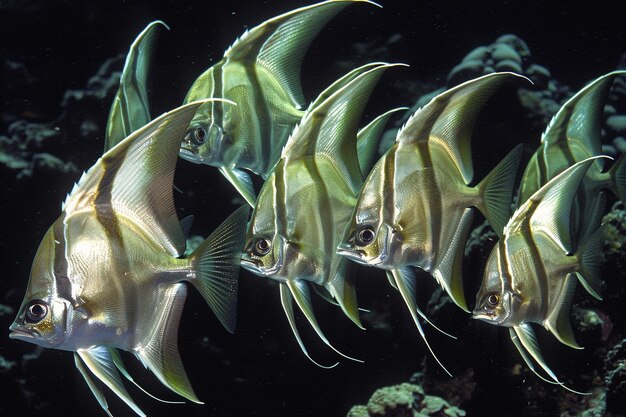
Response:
[[9, 324, 36, 340], [336, 244, 365, 263], [471, 308, 498, 323], [179, 148, 203, 164]]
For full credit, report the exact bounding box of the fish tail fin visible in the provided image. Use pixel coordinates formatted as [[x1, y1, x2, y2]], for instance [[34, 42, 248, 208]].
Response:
[[544, 273, 582, 349], [609, 151, 626, 203], [475, 144, 523, 237], [190, 205, 250, 333], [575, 223, 606, 301]]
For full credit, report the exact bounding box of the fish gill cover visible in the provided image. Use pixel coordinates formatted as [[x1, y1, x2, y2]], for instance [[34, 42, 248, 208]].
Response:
[[1, 0, 626, 416]]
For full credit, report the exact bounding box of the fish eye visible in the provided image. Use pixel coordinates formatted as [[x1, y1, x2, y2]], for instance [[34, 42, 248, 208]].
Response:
[[191, 127, 207, 145], [253, 238, 272, 256], [25, 300, 49, 323], [355, 226, 376, 246], [486, 293, 500, 308]]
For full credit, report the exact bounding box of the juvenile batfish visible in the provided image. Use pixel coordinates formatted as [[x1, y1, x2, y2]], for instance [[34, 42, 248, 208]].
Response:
[[9, 101, 249, 417], [473, 157, 606, 394], [337, 73, 525, 374], [105, 20, 168, 151], [518, 71, 626, 207], [181, 0, 380, 206], [241, 63, 400, 367]]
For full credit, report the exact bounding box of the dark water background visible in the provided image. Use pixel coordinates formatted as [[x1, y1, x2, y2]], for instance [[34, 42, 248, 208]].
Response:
[[1, 1, 626, 416]]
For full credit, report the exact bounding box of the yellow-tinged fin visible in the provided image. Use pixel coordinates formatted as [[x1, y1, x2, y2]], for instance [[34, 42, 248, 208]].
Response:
[[474, 144, 523, 237], [390, 267, 453, 377], [544, 273, 582, 349], [325, 258, 363, 329], [134, 283, 202, 403], [433, 208, 474, 312], [509, 156, 608, 254], [511, 324, 591, 395], [225, 0, 380, 109], [609, 152, 626, 203], [105, 20, 168, 152], [284, 63, 402, 195], [77, 346, 147, 417], [219, 166, 257, 207], [109, 348, 185, 405], [286, 279, 363, 363], [190, 205, 250, 333], [279, 282, 339, 369], [74, 353, 116, 417], [397, 72, 530, 185], [64, 101, 207, 257], [574, 224, 607, 301], [357, 107, 408, 176]]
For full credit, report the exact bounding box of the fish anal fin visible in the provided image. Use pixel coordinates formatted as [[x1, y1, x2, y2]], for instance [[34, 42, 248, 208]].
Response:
[[433, 208, 473, 312], [134, 283, 202, 404], [544, 273, 582, 349]]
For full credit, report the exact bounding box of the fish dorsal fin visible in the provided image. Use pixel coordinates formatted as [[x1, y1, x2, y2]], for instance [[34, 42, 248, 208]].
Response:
[[219, 166, 257, 207], [544, 273, 582, 349], [76, 347, 146, 417], [283, 63, 400, 195], [105, 21, 168, 152], [64, 101, 205, 257], [508, 157, 604, 254], [542, 71, 626, 170], [357, 107, 408, 176], [134, 283, 202, 403], [225, 0, 378, 109], [397, 72, 529, 185]]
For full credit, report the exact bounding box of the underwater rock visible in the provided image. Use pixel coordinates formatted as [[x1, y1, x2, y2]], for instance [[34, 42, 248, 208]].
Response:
[[603, 201, 626, 265], [347, 382, 466, 417]]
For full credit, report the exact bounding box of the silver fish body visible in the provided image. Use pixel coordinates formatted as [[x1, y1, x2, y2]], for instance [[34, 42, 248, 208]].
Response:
[[181, 0, 380, 206], [240, 63, 399, 366], [9, 102, 249, 416], [473, 157, 606, 393]]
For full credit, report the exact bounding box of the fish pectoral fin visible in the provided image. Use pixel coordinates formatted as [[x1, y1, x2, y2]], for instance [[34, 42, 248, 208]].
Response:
[[433, 208, 473, 312], [286, 279, 363, 363], [511, 325, 591, 395], [544, 274, 582, 349], [190, 205, 250, 333], [356, 107, 407, 175], [105, 20, 168, 151], [391, 267, 453, 377], [134, 283, 202, 404], [325, 259, 363, 329], [474, 144, 523, 237], [279, 282, 338, 369], [219, 166, 257, 207], [76, 347, 146, 417]]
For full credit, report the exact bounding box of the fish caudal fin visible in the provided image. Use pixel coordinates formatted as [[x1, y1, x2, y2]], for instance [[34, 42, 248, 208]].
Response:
[[575, 224, 606, 301], [190, 205, 250, 333], [475, 144, 523, 237], [134, 283, 202, 403], [609, 152, 626, 203], [75, 347, 146, 417], [544, 273, 582, 349]]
